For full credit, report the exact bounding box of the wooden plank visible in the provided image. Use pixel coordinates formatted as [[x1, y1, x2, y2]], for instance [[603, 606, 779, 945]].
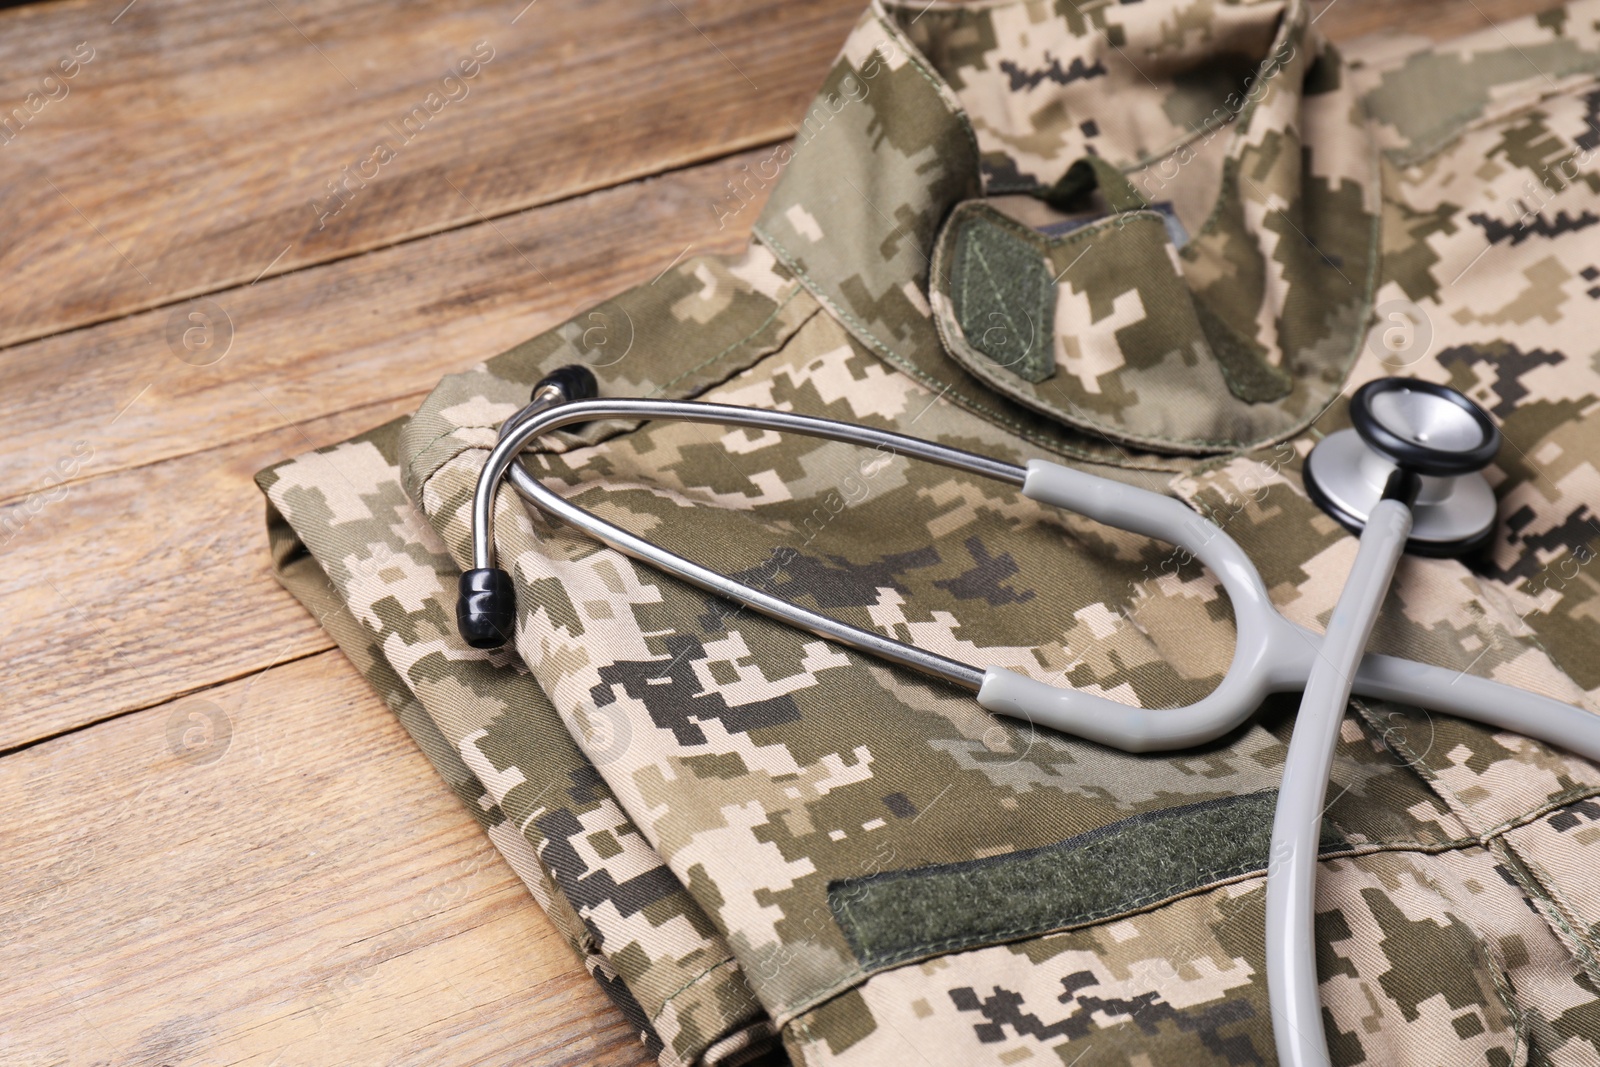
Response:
[[0, 396, 408, 753], [0, 149, 771, 752], [0, 650, 652, 1066], [1314, 0, 1565, 43], [0, 0, 1566, 748], [0, 0, 861, 348], [0, 147, 762, 504]]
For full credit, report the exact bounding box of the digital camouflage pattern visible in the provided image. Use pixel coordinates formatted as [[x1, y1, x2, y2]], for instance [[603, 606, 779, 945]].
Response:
[[257, 0, 1600, 1063]]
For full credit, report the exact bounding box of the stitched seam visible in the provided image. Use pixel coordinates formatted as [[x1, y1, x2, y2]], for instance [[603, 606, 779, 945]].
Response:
[[1476, 785, 1600, 839], [1352, 695, 1486, 832], [877, 0, 1291, 188], [794, 1016, 819, 1063], [1356, 700, 1600, 844], [1383, 69, 1600, 168], [1501, 962, 1528, 1062], [1357, 691, 1600, 981], [1348, 696, 1469, 834], [651, 955, 773, 1057], [867, 5, 984, 166], [1493, 839, 1600, 984], [1183, 5, 1309, 248], [404, 391, 492, 467], [769, 968, 870, 1035], [754, 222, 1188, 472], [1499, 843, 1600, 980], [1409, 851, 1527, 1057], [655, 955, 745, 1013], [650, 284, 809, 396], [1353, 697, 1600, 838]]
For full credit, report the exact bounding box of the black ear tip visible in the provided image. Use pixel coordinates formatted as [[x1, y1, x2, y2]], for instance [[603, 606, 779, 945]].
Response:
[[457, 568, 516, 649], [535, 364, 598, 403]]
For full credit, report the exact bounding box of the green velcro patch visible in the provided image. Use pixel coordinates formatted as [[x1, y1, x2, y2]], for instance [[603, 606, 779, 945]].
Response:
[[949, 215, 1057, 383], [828, 789, 1348, 971]]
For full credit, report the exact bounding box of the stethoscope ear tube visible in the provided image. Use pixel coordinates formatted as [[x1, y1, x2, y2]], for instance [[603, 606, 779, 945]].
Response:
[[1267, 497, 1414, 1067], [455, 366, 603, 651]]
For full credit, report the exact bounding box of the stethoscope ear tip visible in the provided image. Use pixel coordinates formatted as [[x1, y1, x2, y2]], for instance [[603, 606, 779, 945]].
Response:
[[462, 365, 598, 650], [457, 567, 516, 649], [534, 365, 599, 404]]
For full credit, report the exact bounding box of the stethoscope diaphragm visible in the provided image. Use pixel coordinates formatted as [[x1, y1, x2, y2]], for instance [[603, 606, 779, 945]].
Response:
[[1302, 378, 1501, 557]]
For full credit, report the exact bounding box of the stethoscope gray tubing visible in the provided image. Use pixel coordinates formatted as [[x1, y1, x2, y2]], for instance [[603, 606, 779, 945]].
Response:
[[1268, 494, 1415, 1067], [463, 375, 1600, 1066], [482, 384, 1021, 692]]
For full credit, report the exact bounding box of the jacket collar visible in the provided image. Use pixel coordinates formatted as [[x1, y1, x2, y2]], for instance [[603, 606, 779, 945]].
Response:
[[754, 0, 1378, 462]]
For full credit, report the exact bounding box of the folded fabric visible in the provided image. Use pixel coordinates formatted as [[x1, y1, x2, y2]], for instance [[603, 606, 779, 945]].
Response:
[[260, 1, 1600, 1063]]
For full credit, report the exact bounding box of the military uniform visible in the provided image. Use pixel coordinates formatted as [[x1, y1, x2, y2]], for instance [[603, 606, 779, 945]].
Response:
[[257, 0, 1600, 1062]]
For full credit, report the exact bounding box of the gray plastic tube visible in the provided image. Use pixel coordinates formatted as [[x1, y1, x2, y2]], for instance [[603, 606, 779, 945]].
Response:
[[1267, 498, 1413, 1067], [980, 459, 1316, 750], [985, 460, 1600, 760]]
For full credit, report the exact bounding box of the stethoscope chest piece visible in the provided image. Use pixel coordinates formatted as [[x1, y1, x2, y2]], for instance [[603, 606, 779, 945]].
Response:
[[1303, 378, 1502, 557]]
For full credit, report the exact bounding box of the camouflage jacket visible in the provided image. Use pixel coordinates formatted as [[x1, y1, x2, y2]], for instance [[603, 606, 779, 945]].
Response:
[[257, 1, 1600, 1063]]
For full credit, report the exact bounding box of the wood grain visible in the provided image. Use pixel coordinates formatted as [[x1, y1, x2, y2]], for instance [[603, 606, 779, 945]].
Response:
[[0, 150, 772, 753], [1313, 0, 1565, 43], [0, 0, 861, 349], [0, 3, 1570, 1066], [0, 146, 762, 505], [0, 396, 406, 754], [0, 649, 651, 1067]]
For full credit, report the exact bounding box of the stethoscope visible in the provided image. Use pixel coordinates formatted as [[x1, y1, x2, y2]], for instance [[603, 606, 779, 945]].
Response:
[[458, 365, 1600, 1067]]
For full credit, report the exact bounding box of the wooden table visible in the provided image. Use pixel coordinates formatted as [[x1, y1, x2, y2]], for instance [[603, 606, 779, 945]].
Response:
[[0, 1, 1562, 1063]]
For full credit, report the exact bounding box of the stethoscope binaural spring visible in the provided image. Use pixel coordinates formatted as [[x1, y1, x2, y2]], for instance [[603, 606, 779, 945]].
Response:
[[459, 365, 1600, 1067]]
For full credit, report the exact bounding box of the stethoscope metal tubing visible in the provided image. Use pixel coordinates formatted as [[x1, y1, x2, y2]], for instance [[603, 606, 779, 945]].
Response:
[[476, 397, 1024, 568], [481, 397, 1026, 692], [475, 390, 1600, 759]]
